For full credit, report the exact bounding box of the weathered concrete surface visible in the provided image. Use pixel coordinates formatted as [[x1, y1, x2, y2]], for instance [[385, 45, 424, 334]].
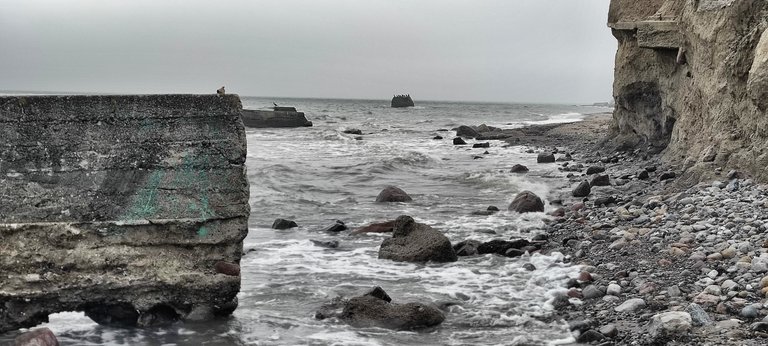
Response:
[[241, 109, 312, 128], [607, 0, 768, 183], [0, 94, 249, 332]]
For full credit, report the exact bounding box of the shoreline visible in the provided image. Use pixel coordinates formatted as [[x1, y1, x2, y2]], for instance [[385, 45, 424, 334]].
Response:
[[510, 114, 768, 345]]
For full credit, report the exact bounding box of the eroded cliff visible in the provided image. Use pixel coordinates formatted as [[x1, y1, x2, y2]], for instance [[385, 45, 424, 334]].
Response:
[[0, 95, 249, 332], [609, 0, 768, 183]]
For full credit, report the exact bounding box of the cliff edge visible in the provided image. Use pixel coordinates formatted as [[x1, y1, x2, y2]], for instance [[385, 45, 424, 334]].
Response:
[[608, 0, 768, 183], [0, 95, 250, 332]]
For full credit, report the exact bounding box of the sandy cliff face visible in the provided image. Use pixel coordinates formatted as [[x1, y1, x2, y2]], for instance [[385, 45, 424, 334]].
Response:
[[609, 0, 768, 183]]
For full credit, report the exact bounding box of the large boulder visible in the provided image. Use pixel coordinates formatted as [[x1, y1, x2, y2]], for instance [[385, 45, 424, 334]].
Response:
[[376, 186, 413, 203], [378, 215, 458, 263], [537, 152, 556, 163], [339, 288, 444, 330], [455, 125, 480, 138], [510, 164, 529, 173], [508, 191, 545, 213]]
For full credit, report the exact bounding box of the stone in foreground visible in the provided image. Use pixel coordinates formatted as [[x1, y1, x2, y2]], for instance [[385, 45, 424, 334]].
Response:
[[340, 288, 444, 330], [378, 215, 457, 262], [14, 328, 59, 346], [0, 95, 250, 333], [649, 311, 692, 340]]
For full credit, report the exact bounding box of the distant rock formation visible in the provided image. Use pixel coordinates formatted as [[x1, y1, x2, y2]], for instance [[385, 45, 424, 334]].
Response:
[[241, 108, 312, 128], [607, 0, 768, 182], [391, 94, 414, 108]]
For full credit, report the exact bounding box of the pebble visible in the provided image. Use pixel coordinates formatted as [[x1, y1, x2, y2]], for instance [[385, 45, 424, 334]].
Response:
[[687, 303, 712, 326], [741, 305, 761, 319], [614, 298, 645, 313], [649, 311, 692, 339], [606, 283, 622, 296], [598, 324, 618, 338], [583, 285, 604, 299]]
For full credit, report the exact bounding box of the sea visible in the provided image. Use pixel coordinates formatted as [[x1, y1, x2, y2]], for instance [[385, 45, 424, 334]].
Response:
[[1, 96, 612, 346]]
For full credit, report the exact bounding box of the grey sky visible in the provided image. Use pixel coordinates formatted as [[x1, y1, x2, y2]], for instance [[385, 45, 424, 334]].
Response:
[[0, 0, 615, 103]]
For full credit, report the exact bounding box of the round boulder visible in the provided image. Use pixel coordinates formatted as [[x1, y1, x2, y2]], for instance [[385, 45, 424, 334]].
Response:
[[572, 180, 591, 197], [508, 190, 545, 213], [510, 164, 529, 173], [376, 186, 413, 203], [537, 152, 556, 163]]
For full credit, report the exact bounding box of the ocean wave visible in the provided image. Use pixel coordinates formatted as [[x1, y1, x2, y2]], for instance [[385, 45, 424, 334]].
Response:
[[524, 112, 584, 125]]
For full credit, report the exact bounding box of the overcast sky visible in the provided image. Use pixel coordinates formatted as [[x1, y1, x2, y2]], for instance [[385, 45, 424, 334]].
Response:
[[0, 0, 615, 103]]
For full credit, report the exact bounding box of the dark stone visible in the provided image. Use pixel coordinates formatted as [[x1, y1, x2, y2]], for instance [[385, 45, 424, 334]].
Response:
[[523, 263, 536, 271], [340, 295, 444, 330], [272, 218, 298, 230], [487, 206, 500, 211], [586, 166, 606, 175], [14, 328, 59, 346], [320, 220, 347, 233], [315, 297, 346, 320], [510, 164, 529, 173], [537, 152, 556, 163], [432, 135, 443, 140], [508, 191, 545, 213], [391, 95, 415, 108], [343, 129, 363, 135], [576, 330, 605, 343], [752, 322, 768, 332], [453, 137, 467, 145], [311, 239, 340, 248], [472, 142, 490, 148], [572, 181, 591, 197], [594, 196, 617, 207], [590, 174, 611, 186], [455, 125, 480, 138], [214, 261, 241, 276], [376, 186, 413, 203], [241, 109, 313, 128], [638, 170, 650, 180], [477, 239, 530, 255], [364, 286, 392, 303], [136, 304, 181, 327], [352, 220, 395, 235], [645, 165, 658, 172], [378, 215, 458, 263], [453, 240, 482, 256], [504, 248, 525, 257], [660, 171, 676, 181]]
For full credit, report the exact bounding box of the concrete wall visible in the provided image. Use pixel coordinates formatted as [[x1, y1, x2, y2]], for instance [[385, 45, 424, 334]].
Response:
[[0, 94, 250, 331]]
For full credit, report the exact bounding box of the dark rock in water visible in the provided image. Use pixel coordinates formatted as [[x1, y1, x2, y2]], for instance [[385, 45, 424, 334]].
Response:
[[660, 171, 677, 181], [572, 181, 591, 197], [14, 328, 59, 346], [354, 136, 363, 141], [594, 196, 617, 207], [472, 142, 490, 148], [378, 215, 457, 263], [645, 165, 658, 172], [85, 303, 141, 327], [576, 330, 605, 343], [590, 174, 611, 187], [320, 220, 347, 233], [508, 190, 545, 213], [436, 129, 449, 132], [510, 164, 529, 173], [364, 286, 392, 303], [433, 135, 443, 140], [472, 156, 483, 160], [453, 137, 467, 145], [504, 248, 525, 257], [315, 296, 346, 320], [537, 152, 556, 163], [214, 261, 241, 276], [586, 166, 606, 175], [272, 218, 298, 230], [487, 206, 500, 212], [391, 94, 415, 108], [340, 293, 444, 330], [523, 263, 536, 271], [242, 109, 313, 128], [343, 129, 363, 135], [638, 170, 650, 180], [477, 239, 531, 255], [352, 220, 395, 235], [471, 206, 500, 216], [455, 125, 480, 138], [453, 240, 482, 256], [376, 186, 413, 203], [311, 239, 340, 248]]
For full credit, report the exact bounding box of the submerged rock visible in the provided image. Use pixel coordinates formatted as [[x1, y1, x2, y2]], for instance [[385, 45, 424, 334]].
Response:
[[455, 125, 480, 138], [14, 328, 59, 346], [319, 220, 347, 233], [453, 239, 482, 256], [376, 186, 413, 203], [272, 218, 298, 230], [453, 137, 467, 145], [508, 191, 545, 213], [510, 164, 530, 173], [378, 215, 457, 263], [352, 220, 395, 235]]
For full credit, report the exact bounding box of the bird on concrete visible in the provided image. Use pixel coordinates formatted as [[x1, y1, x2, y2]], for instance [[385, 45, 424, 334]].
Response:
[[217, 86, 225, 96]]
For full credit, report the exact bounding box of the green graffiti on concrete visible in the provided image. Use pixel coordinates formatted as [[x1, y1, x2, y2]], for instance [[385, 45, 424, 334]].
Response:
[[123, 170, 164, 220]]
